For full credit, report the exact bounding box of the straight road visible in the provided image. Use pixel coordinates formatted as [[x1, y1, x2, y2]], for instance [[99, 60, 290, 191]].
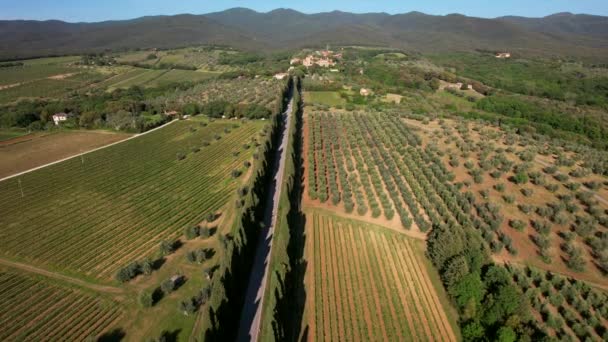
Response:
[[237, 91, 294, 342]]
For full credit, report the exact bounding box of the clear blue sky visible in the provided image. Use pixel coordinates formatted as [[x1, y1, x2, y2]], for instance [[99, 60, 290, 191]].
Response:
[[1, 0, 607, 22]]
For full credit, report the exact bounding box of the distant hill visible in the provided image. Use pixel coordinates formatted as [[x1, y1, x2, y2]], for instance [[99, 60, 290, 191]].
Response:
[[1, 8, 608, 60], [0, 15, 260, 60]]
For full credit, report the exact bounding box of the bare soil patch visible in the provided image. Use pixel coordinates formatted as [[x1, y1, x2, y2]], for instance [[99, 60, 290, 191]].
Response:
[[48, 73, 78, 80], [0, 130, 132, 178]]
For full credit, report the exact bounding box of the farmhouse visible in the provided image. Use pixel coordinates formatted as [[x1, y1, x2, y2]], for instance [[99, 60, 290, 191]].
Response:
[[52, 112, 72, 125], [495, 52, 511, 59]]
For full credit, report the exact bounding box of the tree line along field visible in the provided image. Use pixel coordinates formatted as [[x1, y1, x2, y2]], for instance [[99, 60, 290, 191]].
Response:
[[0, 268, 122, 340], [305, 209, 459, 341], [403, 116, 608, 286], [0, 117, 266, 282]]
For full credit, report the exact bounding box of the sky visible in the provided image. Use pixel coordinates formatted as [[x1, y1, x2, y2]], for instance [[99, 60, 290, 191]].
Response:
[[1, 0, 607, 22]]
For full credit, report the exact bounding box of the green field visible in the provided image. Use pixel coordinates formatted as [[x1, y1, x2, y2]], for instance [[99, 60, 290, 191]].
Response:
[[0, 65, 78, 86], [304, 91, 346, 107], [0, 268, 122, 340], [0, 129, 28, 142], [100, 68, 215, 90], [116, 48, 238, 73], [0, 118, 265, 282], [145, 69, 216, 87], [22, 56, 81, 66]]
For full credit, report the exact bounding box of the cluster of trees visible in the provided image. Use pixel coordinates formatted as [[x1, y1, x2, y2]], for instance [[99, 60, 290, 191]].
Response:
[[476, 95, 608, 149], [80, 54, 116, 66], [218, 51, 291, 76], [427, 222, 535, 340], [431, 53, 608, 108], [115, 240, 177, 283], [0, 61, 24, 68], [0, 82, 200, 132], [195, 100, 272, 119], [119, 60, 197, 71]]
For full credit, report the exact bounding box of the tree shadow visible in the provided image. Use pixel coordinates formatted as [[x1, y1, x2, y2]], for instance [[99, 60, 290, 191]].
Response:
[[152, 257, 166, 271], [97, 328, 126, 342], [161, 329, 181, 342]]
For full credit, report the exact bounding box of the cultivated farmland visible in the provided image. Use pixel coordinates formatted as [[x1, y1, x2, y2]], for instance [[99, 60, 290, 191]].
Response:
[[507, 264, 608, 341], [155, 78, 285, 112], [403, 116, 608, 286], [0, 268, 122, 340], [0, 130, 132, 179], [0, 118, 266, 281], [305, 210, 458, 342], [305, 110, 474, 235]]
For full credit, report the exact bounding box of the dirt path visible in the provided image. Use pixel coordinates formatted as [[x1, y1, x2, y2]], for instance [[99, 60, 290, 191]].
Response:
[[0, 258, 124, 294], [306, 205, 428, 240], [236, 91, 293, 342]]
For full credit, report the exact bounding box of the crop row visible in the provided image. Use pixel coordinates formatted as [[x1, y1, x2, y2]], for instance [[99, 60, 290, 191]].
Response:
[[310, 211, 456, 341], [306, 111, 479, 233], [0, 120, 264, 280], [0, 270, 122, 340]]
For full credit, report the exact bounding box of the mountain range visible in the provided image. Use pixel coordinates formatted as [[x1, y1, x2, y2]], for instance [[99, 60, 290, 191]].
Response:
[[1, 8, 608, 60]]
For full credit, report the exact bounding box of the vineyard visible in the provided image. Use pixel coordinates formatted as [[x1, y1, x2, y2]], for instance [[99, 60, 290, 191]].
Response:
[[306, 210, 458, 342], [0, 268, 122, 340], [0, 118, 266, 281]]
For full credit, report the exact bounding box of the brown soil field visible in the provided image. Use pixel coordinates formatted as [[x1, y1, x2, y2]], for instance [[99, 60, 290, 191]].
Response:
[[302, 110, 428, 239], [0, 130, 132, 179], [404, 117, 608, 288]]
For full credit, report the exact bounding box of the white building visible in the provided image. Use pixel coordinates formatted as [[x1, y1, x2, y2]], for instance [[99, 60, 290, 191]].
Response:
[[52, 112, 71, 125], [273, 73, 289, 80]]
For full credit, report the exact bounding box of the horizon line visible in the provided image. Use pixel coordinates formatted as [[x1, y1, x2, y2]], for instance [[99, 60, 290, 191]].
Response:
[[0, 7, 599, 24]]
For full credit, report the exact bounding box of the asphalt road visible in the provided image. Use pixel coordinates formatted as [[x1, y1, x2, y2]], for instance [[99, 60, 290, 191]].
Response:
[[236, 92, 293, 342]]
